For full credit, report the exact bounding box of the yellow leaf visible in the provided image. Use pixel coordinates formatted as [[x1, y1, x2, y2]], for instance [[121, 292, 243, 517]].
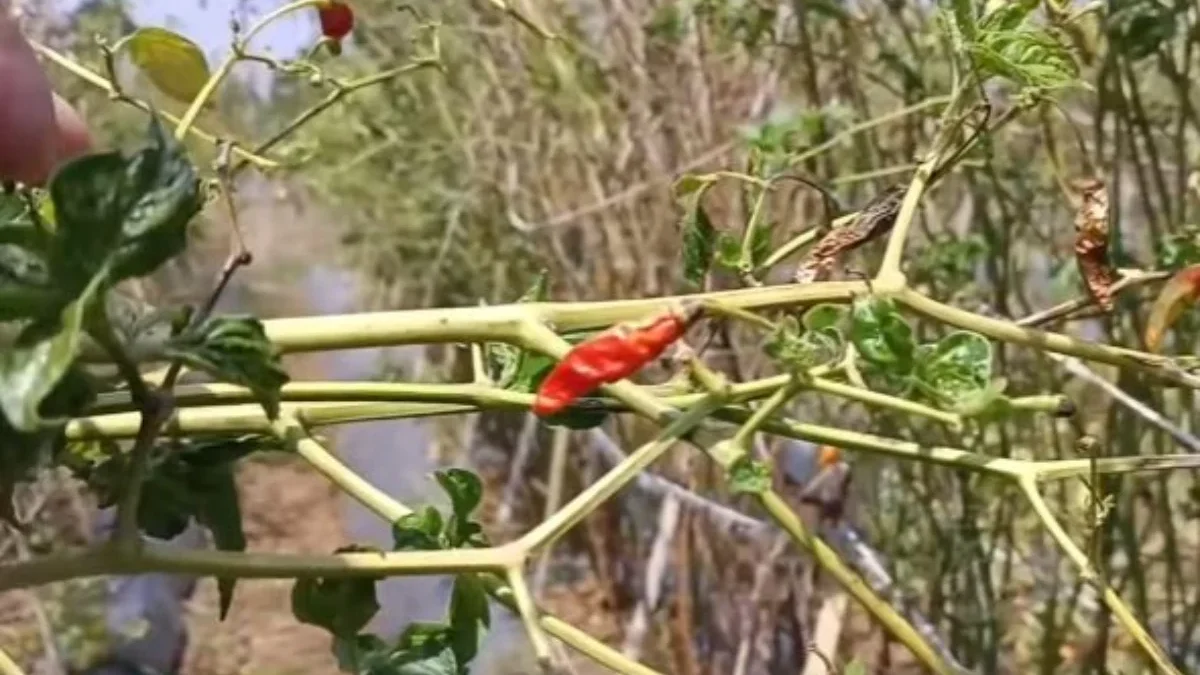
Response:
[[1144, 264, 1200, 353], [122, 27, 213, 105]]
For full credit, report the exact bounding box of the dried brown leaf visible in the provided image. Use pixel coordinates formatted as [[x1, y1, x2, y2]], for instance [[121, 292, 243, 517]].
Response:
[[794, 185, 905, 283], [1072, 178, 1117, 311]]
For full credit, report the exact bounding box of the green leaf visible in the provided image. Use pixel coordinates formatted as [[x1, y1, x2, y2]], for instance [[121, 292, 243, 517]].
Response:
[[0, 275, 103, 432], [673, 174, 713, 199], [950, 0, 978, 41], [843, 657, 869, 675], [387, 623, 460, 675], [801, 303, 849, 331], [714, 232, 742, 269], [540, 402, 608, 430], [749, 220, 776, 267], [435, 469, 483, 520], [485, 271, 547, 388], [449, 574, 490, 664], [292, 566, 381, 638], [680, 188, 717, 287], [190, 464, 245, 619], [163, 315, 289, 418], [979, 0, 1037, 32], [764, 316, 844, 371], [0, 207, 58, 322], [122, 27, 214, 105], [728, 457, 772, 495], [916, 330, 993, 407], [333, 634, 390, 673], [392, 506, 445, 551], [48, 116, 202, 287], [849, 296, 916, 372]]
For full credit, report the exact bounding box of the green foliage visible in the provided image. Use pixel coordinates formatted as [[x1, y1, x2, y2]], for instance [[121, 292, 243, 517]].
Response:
[[163, 315, 289, 419], [1106, 0, 1180, 61], [728, 456, 773, 495], [947, 0, 1078, 92], [292, 546, 384, 636], [306, 469, 493, 674], [764, 314, 844, 372], [393, 469, 489, 551], [71, 434, 279, 617], [850, 296, 1000, 413], [678, 178, 718, 288]]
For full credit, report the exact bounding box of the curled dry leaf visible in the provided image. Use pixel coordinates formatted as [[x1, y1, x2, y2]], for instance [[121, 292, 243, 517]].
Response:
[[794, 184, 905, 283], [1144, 264, 1200, 353], [1072, 178, 1118, 311]]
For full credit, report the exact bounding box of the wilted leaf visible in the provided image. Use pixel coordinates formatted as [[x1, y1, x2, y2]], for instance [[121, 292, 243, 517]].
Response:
[[1144, 264, 1200, 353], [795, 185, 904, 283], [123, 27, 213, 105], [1072, 178, 1117, 311], [163, 315, 289, 418]]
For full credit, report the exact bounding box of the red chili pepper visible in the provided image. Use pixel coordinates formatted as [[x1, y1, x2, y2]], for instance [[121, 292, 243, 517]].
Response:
[[533, 308, 693, 417], [318, 1, 355, 44]]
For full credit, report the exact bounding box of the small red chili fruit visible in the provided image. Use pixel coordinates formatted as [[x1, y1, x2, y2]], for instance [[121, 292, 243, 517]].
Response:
[[318, 1, 355, 42]]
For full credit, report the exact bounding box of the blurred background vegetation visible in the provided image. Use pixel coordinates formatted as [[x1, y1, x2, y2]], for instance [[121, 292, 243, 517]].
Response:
[[3, 0, 1200, 674]]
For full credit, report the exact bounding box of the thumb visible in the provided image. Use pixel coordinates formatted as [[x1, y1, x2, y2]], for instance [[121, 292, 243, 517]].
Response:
[[0, 9, 92, 186]]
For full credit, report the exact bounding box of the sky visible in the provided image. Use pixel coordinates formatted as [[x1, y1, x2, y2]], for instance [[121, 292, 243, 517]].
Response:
[[59, 0, 313, 64]]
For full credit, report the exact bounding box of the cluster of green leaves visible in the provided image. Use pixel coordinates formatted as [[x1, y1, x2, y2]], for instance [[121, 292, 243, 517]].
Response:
[[764, 296, 1006, 417], [949, 0, 1078, 93], [293, 469, 492, 674], [68, 434, 283, 616], [851, 296, 1005, 415], [0, 117, 289, 610], [0, 117, 198, 512]]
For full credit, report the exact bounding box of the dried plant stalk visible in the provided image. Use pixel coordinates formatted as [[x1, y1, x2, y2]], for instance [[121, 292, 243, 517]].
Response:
[[1072, 178, 1117, 311]]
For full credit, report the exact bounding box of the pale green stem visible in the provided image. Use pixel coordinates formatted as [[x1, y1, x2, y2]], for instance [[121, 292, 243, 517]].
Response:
[[174, 0, 327, 140], [29, 41, 277, 168], [518, 395, 725, 551], [731, 377, 804, 448], [0, 649, 25, 675], [272, 414, 411, 522], [757, 226, 825, 272], [806, 376, 962, 428], [756, 491, 960, 674], [899, 288, 1200, 388], [1034, 454, 1200, 482], [738, 184, 773, 274], [506, 565, 554, 670], [0, 541, 522, 592], [1018, 478, 1183, 675]]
